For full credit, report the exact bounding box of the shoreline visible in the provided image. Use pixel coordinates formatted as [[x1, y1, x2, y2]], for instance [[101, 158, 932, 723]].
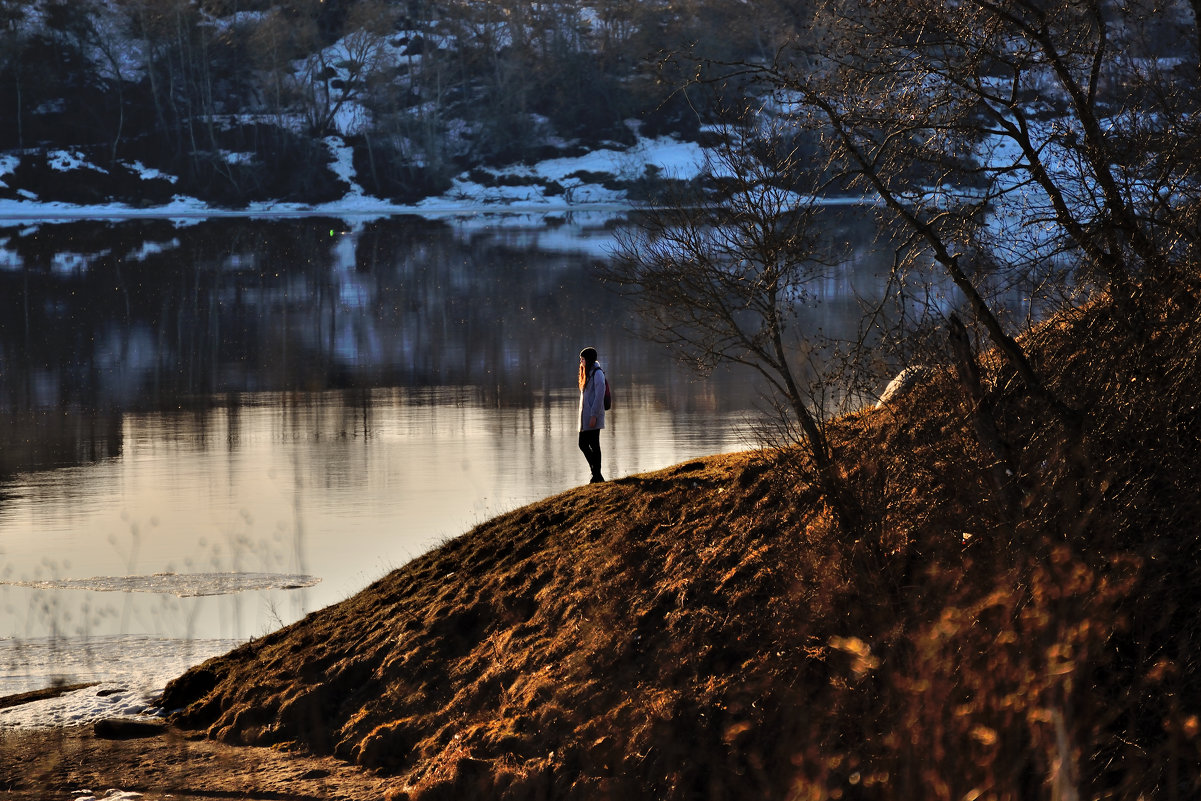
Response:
[[0, 199, 639, 224], [0, 636, 244, 727], [0, 194, 872, 225], [0, 683, 99, 713], [0, 724, 394, 801]]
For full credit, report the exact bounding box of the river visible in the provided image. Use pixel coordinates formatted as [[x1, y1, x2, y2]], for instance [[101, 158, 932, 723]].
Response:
[[0, 209, 889, 692]]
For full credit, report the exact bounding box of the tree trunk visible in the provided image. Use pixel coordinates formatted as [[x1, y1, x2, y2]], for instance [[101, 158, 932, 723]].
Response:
[[948, 313, 1018, 515]]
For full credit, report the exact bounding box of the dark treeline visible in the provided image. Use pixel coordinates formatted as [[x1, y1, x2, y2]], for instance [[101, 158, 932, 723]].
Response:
[[0, 0, 808, 206]]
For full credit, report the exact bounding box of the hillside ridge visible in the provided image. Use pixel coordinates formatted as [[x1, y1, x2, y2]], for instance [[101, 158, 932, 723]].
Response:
[[161, 296, 1201, 799]]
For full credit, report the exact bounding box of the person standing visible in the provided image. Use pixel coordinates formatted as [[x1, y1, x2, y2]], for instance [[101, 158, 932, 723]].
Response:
[[578, 346, 606, 483]]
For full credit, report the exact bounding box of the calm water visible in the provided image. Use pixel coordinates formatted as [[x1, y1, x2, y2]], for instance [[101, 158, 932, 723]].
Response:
[[0, 210, 885, 650]]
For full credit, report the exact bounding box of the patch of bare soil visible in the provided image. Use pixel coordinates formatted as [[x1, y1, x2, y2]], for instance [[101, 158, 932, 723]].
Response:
[[0, 724, 394, 800]]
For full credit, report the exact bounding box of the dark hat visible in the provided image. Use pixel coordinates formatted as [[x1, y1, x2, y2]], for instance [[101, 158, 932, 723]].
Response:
[[579, 347, 598, 362]]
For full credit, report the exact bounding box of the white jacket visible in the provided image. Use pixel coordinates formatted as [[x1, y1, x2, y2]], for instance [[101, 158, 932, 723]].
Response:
[[579, 363, 606, 432]]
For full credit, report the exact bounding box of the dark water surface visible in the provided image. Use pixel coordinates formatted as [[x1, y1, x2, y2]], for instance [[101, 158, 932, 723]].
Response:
[[0, 210, 885, 644]]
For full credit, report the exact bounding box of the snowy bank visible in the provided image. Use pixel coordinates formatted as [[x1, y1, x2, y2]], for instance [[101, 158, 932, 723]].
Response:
[[0, 135, 709, 224]]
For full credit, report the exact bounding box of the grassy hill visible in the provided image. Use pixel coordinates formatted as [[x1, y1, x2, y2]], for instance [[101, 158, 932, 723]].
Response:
[[160, 294, 1201, 800]]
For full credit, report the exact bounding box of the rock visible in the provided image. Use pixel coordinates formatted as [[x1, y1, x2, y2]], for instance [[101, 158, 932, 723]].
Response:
[[878, 365, 936, 406], [93, 717, 168, 740]]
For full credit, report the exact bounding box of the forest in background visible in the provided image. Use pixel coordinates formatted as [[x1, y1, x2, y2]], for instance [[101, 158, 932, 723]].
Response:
[[0, 0, 808, 206]]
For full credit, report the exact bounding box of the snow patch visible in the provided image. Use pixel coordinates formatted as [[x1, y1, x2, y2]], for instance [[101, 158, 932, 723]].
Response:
[[120, 160, 178, 184], [0, 154, 17, 187], [219, 150, 255, 165], [48, 150, 108, 174], [529, 135, 706, 183], [324, 136, 365, 197]]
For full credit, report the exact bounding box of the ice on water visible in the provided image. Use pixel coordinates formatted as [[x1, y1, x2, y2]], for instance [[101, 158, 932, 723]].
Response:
[[0, 572, 313, 727], [3, 571, 321, 597], [0, 635, 241, 727]]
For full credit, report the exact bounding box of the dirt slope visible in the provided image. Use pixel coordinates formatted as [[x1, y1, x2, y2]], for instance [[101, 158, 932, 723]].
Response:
[[160, 298, 1201, 801], [162, 450, 842, 799]]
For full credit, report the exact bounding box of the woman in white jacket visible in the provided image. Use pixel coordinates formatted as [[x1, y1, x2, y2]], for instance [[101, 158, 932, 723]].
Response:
[[577, 346, 606, 483]]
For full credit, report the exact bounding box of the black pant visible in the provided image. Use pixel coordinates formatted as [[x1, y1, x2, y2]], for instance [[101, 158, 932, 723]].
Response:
[[578, 429, 602, 479]]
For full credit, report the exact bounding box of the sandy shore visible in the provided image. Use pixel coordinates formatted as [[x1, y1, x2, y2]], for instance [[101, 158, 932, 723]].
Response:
[[0, 724, 395, 801]]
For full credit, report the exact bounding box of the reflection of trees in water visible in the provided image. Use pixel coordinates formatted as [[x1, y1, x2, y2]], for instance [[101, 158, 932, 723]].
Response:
[[0, 216, 624, 406], [0, 213, 886, 474], [0, 409, 123, 479]]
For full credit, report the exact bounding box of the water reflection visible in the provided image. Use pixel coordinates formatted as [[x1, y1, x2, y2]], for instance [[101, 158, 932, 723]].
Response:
[[0, 211, 890, 646], [1, 386, 755, 643], [0, 213, 712, 409]]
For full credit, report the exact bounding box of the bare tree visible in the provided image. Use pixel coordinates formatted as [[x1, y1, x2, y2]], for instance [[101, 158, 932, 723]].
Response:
[[0, 0, 32, 150], [608, 115, 866, 535], [760, 0, 1199, 417], [618, 0, 1201, 544], [635, 0, 1201, 547], [295, 1, 397, 137]]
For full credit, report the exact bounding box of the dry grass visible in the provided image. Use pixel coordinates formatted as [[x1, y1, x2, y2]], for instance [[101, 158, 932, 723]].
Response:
[[159, 293, 1201, 800]]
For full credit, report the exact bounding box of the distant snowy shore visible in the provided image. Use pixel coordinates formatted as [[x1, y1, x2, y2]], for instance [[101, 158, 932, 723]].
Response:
[[0, 135, 708, 224], [0, 134, 875, 225]]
